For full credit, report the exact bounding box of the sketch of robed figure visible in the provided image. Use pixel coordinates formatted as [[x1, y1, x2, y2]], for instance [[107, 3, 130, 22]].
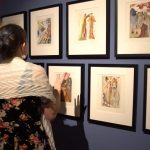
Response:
[[102, 76, 120, 108], [79, 13, 96, 40], [130, 2, 150, 38], [37, 17, 51, 44], [60, 72, 72, 102], [87, 13, 96, 39]]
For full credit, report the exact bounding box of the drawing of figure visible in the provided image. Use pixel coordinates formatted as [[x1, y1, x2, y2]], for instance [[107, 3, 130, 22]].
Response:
[[79, 12, 96, 40], [130, 2, 150, 38], [102, 76, 120, 108], [61, 73, 72, 102], [139, 23, 148, 37], [37, 18, 51, 44], [79, 13, 90, 40], [102, 76, 112, 107], [87, 13, 96, 39], [111, 77, 120, 108]]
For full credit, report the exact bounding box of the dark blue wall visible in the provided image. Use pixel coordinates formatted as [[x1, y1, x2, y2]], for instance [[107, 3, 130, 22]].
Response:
[[0, 0, 150, 150]]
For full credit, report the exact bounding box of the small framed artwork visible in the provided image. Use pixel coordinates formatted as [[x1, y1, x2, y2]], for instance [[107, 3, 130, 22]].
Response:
[[29, 4, 62, 58], [143, 65, 150, 134], [34, 62, 44, 68], [47, 63, 84, 119], [88, 64, 137, 131], [116, 0, 150, 58], [0, 11, 27, 30], [66, 0, 110, 58]]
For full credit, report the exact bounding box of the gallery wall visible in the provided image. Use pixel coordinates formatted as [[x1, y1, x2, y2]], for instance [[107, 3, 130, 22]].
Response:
[[0, 0, 150, 150]]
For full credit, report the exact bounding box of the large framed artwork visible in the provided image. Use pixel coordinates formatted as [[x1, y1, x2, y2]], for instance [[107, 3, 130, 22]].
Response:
[[116, 0, 150, 58], [66, 0, 110, 58], [143, 65, 150, 134], [0, 11, 27, 30], [88, 64, 138, 131], [34, 62, 44, 68], [47, 64, 84, 119], [29, 4, 62, 58]]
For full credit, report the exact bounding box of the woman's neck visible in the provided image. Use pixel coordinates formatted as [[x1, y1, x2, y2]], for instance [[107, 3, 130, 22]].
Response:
[[0, 56, 22, 64]]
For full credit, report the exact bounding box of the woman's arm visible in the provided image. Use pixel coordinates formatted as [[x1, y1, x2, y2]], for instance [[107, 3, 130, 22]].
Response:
[[41, 72, 70, 121]]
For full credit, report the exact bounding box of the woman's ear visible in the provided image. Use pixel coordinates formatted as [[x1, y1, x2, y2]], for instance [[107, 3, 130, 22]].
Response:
[[22, 42, 26, 51], [21, 42, 28, 59], [22, 42, 26, 48]]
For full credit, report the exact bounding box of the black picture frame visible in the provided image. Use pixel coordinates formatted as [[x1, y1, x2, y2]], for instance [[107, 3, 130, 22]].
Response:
[[66, 0, 110, 59], [88, 64, 138, 131], [47, 63, 85, 120], [115, 0, 150, 59], [0, 11, 27, 32], [143, 65, 150, 134], [34, 62, 44, 68], [29, 4, 62, 59]]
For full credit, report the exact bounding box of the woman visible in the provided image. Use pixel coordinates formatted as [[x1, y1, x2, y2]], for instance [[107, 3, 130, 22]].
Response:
[[0, 24, 63, 150]]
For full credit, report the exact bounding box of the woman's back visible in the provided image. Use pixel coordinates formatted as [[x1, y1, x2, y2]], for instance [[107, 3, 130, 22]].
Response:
[[0, 96, 51, 150]]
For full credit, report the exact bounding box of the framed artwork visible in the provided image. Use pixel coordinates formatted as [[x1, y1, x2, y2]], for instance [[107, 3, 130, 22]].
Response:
[[88, 64, 137, 131], [66, 0, 110, 58], [47, 63, 84, 119], [143, 65, 150, 134], [116, 0, 150, 58], [34, 62, 44, 68], [0, 11, 27, 30], [29, 4, 62, 58]]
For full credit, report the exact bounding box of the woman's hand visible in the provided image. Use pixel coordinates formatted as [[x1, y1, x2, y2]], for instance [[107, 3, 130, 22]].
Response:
[[43, 104, 57, 121], [44, 72, 70, 121], [54, 72, 70, 93]]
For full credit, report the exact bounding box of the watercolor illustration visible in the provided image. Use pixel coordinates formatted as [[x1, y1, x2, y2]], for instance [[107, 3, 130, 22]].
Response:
[[37, 17, 51, 44], [130, 2, 150, 38], [102, 76, 120, 108], [79, 12, 96, 40]]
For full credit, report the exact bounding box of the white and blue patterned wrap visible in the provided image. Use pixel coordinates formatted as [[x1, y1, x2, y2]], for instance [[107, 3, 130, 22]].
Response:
[[0, 57, 56, 103], [0, 57, 56, 150]]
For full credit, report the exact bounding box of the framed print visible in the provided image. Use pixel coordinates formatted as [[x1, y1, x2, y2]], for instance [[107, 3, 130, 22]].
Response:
[[116, 0, 150, 58], [47, 64, 84, 119], [29, 4, 62, 58], [88, 64, 137, 131], [0, 11, 27, 30], [143, 65, 150, 134], [66, 0, 110, 58], [34, 62, 44, 68]]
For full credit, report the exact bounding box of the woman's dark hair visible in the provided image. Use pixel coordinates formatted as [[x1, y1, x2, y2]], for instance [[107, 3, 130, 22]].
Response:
[[0, 24, 26, 60]]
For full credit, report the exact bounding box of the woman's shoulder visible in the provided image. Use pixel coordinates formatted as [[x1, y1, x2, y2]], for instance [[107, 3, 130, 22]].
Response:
[[27, 61, 44, 69], [26, 61, 46, 75]]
